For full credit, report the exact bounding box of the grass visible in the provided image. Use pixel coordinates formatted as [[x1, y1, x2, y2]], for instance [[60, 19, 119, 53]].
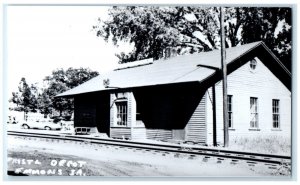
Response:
[[229, 135, 291, 155]]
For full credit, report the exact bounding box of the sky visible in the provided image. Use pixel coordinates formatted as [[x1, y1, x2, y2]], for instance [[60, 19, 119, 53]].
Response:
[[4, 5, 289, 99], [6, 5, 132, 95]]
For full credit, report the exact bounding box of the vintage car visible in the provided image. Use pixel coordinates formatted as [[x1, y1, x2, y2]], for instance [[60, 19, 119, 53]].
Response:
[[21, 119, 62, 130]]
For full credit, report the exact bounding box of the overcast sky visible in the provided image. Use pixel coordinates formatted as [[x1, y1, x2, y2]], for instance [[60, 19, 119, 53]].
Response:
[[6, 5, 132, 96]]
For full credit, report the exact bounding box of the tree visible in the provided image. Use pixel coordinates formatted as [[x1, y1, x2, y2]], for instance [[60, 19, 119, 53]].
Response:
[[232, 7, 292, 69], [95, 7, 217, 62], [10, 78, 37, 120], [10, 68, 99, 118], [10, 92, 21, 107], [29, 84, 38, 112], [41, 67, 99, 117], [65, 68, 99, 89], [37, 90, 52, 117], [45, 80, 71, 117], [95, 6, 292, 70]]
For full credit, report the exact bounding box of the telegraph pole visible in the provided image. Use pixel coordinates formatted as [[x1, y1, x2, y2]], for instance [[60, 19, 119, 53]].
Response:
[[220, 7, 229, 147]]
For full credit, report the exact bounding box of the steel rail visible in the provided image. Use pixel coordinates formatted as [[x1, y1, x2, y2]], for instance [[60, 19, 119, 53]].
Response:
[[7, 130, 291, 159], [7, 130, 291, 165]]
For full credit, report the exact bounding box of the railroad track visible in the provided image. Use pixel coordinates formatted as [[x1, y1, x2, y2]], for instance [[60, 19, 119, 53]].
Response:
[[7, 130, 291, 167]]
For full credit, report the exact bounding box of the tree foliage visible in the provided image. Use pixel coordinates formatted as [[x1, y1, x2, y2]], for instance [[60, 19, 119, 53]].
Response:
[[95, 6, 292, 70], [9, 78, 38, 119], [41, 67, 99, 116], [37, 90, 52, 116], [10, 68, 99, 117]]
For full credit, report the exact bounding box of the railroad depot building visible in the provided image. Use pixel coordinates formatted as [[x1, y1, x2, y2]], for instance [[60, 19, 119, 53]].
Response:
[[57, 41, 291, 146]]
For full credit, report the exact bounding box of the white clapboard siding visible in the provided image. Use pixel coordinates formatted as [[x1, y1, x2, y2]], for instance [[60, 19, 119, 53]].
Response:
[[206, 57, 291, 145], [109, 93, 116, 127], [110, 127, 131, 139], [132, 127, 147, 140], [146, 129, 173, 140], [185, 94, 207, 143], [127, 92, 133, 127]]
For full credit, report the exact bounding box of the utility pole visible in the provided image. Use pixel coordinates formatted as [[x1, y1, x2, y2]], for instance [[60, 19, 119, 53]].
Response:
[[220, 7, 229, 147]]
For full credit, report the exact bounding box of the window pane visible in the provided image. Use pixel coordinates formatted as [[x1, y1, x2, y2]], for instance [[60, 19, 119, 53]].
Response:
[[250, 97, 258, 128], [228, 113, 232, 128], [116, 101, 128, 126], [272, 99, 280, 128], [227, 95, 233, 128]]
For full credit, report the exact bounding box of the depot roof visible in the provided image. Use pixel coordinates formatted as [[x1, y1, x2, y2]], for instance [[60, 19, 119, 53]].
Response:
[[57, 41, 291, 97]]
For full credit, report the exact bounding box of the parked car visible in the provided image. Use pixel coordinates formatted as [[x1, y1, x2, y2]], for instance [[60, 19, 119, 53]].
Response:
[[21, 119, 62, 130]]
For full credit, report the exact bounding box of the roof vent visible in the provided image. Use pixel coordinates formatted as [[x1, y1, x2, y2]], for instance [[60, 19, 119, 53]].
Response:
[[114, 58, 153, 71], [103, 78, 110, 88]]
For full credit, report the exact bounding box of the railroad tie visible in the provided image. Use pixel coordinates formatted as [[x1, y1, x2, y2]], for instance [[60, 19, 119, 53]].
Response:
[[174, 153, 180, 158], [203, 156, 210, 162], [188, 154, 196, 160], [7, 131, 292, 168], [268, 165, 278, 170], [217, 158, 225, 164], [230, 159, 239, 165], [247, 161, 257, 167]]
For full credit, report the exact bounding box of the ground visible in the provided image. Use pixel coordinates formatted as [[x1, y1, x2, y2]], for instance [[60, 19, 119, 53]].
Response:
[[6, 135, 290, 177]]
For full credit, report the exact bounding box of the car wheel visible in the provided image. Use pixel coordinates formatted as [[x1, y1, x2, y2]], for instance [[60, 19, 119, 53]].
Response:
[[45, 126, 51, 130], [22, 124, 29, 129]]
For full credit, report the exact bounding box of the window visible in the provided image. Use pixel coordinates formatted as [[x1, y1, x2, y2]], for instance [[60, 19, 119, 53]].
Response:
[[116, 101, 127, 126], [227, 95, 233, 128], [250, 97, 258, 128], [250, 59, 257, 70], [272, 99, 280, 128]]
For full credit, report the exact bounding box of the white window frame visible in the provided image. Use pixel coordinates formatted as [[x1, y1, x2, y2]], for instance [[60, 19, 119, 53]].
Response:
[[272, 99, 280, 129], [115, 100, 128, 127], [250, 97, 259, 128], [227, 95, 233, 128]]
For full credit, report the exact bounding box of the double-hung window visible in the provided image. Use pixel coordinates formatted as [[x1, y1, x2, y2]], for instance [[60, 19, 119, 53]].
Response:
[[250, 97, 258, 128], [116, 101, 128, 126], [272, 99, 280, 128], [227, 95, 233, 128]]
